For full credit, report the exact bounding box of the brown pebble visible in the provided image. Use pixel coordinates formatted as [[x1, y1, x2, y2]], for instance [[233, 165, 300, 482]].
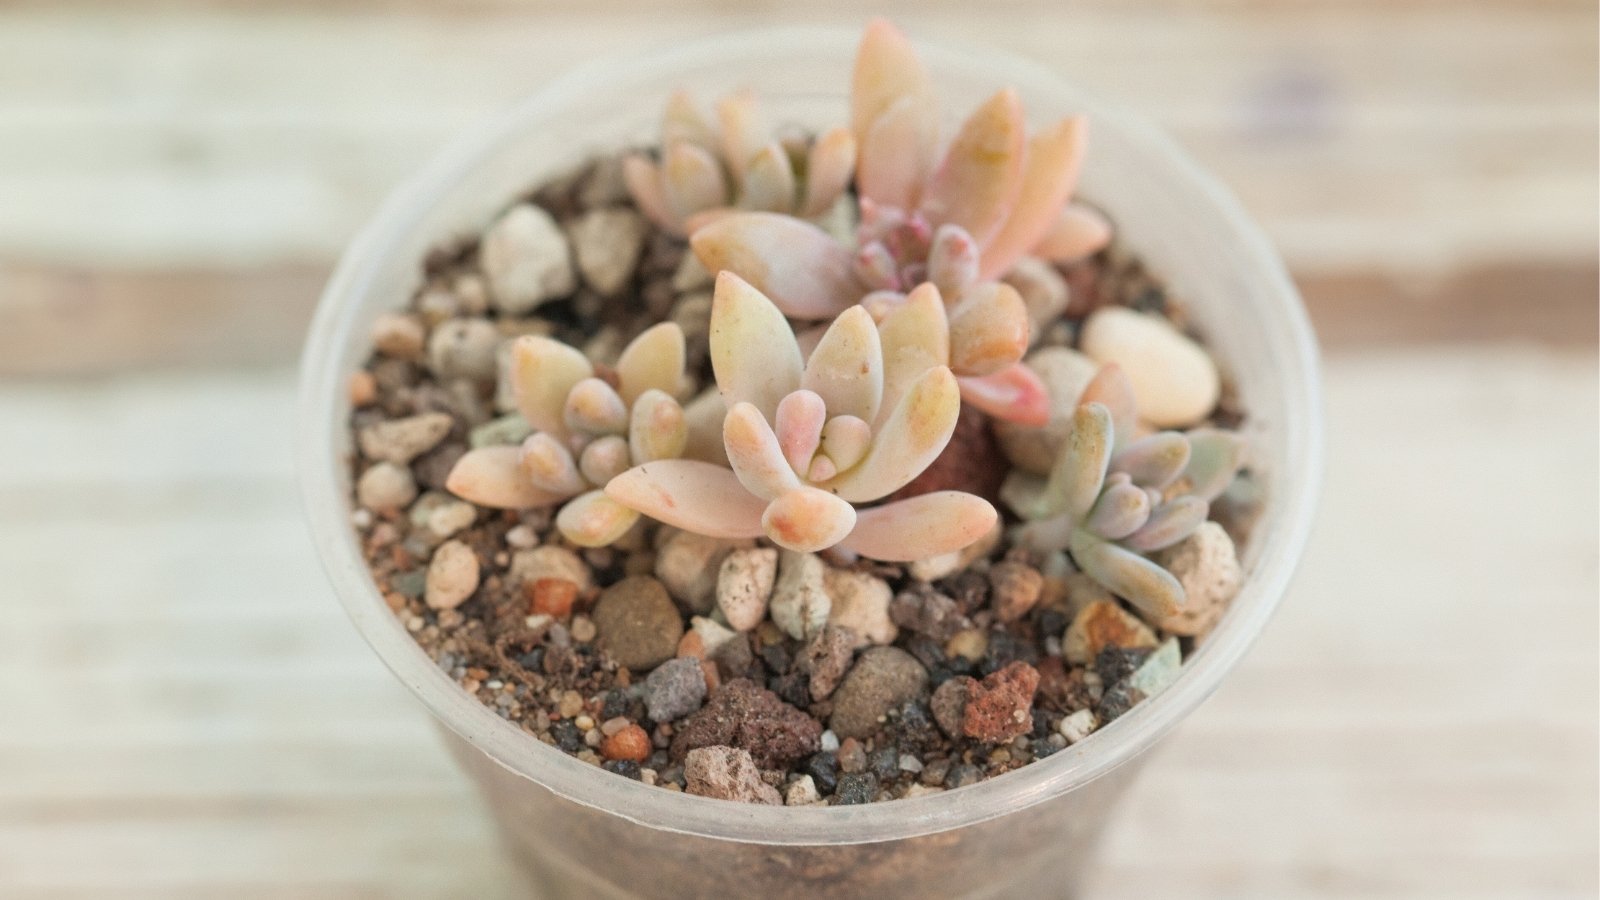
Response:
[[671, 679, 821, 769], [528, 577, 578, 619], [962, 661, 1040, 744], [592, 576, 683, 672], [988, 560, 1044, 623], [348, 370, 377, 407], [600, 724, 652, 762], [930, 676, 972, 738]]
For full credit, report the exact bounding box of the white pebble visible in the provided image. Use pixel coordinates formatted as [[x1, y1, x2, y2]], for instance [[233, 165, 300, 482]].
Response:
[[425, 540, 480, 610], [770, 551, 832, 640], [1154, 522, 1241, 636], [568, 208, 648, 296], [1058, 708, 1099, 744], [1080, 307, 1220, 428], [819, 730, 840, 752], [480, 203, 575, 314], [356, 462, 417, 513], [510, 546, 592, 592], [427, 318, 501, 383], [426, 499, 477, 539], [823, 568, 897, 647], [716, 547, 778, 632], [656, 530, 747, 614], [784, 775, 821, 806]]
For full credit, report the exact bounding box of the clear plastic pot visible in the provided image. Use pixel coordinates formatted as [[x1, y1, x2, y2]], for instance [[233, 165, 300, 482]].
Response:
[[299, 26, 1323, 899]]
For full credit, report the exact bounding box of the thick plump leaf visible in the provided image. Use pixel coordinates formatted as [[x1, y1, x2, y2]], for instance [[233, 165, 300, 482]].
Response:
[[1034, 202, 1113, 264], [715, 89, 764, 180], [761, 486, 858, 552], [614, 322, 685, 405], [446, 446, 564, 509], [708, 271, 804, 419], [1070, 529, 1185, 618], [802, 126, 858, 217], [957, 362, 1050, 425], [563, 377, 628, 436], [980, 116, 1088, 278], [604, 460, 768, 538], [1080, 363, 1137, 448], [1111, 432, 1191, 489], [838, 492, 997, 561], [511, 336, 593, 439], [1183, 428, 1248, 501], [556, 490, 642, 548], [519, 432, 586, 497], [1122, 496, 1208, 552], [803, 305, 883, 423], [775, 390, 827, 477], [692, 214, 862, 319], [919, 89, 1026, 245], [1084, 480, 1152, 540], [927, 224, 979, 298], [723, 402, 802, 500], [660, 141, 729, 224], [662, 89, 717, 152], [629, 389, 688, 464], [1038, 401, 1113, 523], [874, 282, 949, 427], [738, 142, 798, 212], [621, 155, 677, 233], [680, 388, 730, 466], [578, 435, 631, 486], [857, 96, 930, 211], [820, 415, 873, 473], [947, 282, 1029, 377], [850, 18, 937, 202], [822, 365, 960, 503]]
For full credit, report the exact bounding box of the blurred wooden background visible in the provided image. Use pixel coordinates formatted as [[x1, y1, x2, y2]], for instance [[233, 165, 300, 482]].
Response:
[[1, 1, 1595, 897]]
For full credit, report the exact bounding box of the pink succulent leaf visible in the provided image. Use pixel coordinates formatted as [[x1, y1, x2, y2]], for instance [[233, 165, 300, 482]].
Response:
[[874, 282, 949, 428], [519, 432, 588, 497], [837, 491, 998, 562], [629, 389, 688, 464], [715, 89, 764, 181], [578, 435, 631, 486], [1033, 202, 1113, 265], [737, 142, 798, 213], [446, 445, 566, 510], [603, 459, 768, 539], [661, 90, 718, 153], [556, 489, 642, 548], [927, 224, 979, 298], [979, 116, 1088, 278], [775, 390, 827, 476], [1069, 529, 1185, 618], [821, 365, 960, 503], [854, 241, 903, 292], [919, 88, 1026, 246], [801, 126, 858, 217], [682, 207, 735, 235], [1121, 496, 1208, 553], [850, 18, 938, 198], [563, 377, 628, 437], [511, 335, 594, 440], [621, 154, 680, 234], [1010, 512, 1076, 555], [956, 362, 1050, 426], [1038, 401, 1113, 524], [1182, 428, 1248, 501], [802, 305, 884, 424], [1084, 480, 1153, 540], [691, 213, 862, 320], [761, 486, 858, 553], [614, 322, 685, 406], [724, 402, 803, 501], [858, 96, 932, 211], [1110, 432, 1191, 490], [947, 281, 1029, 377], [661, 142, 730, 225], [1080, 362, 1138, 449], [820, 414, 873, 473], [807, 455, 839, 482], [708, 271, 804, 420], [680, 388, 730, 466]]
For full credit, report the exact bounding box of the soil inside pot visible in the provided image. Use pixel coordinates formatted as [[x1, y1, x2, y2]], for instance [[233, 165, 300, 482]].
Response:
[[344, 150, 1260, 806]]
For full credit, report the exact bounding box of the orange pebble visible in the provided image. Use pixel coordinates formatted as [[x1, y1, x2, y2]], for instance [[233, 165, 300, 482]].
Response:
[[348, 370, 377, 407], [600, 723, 651, 762], [528, 577, 578, 619]]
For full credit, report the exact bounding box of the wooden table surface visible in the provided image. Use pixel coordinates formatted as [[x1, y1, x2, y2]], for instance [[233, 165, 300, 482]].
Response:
[[1, 1, 1595, 897]]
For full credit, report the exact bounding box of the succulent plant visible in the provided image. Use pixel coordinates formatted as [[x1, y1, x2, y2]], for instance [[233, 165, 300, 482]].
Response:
[[605, 272, 997, 560], [622, 89, 857, 237], [444, 323, 695, 547], [1002, 364, 1245, 616]]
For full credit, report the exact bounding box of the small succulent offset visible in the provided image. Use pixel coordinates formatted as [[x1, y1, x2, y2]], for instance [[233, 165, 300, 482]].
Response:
[[1003, 365, 1246, 616], [606, 272, 997, 560], [623, 89, 857, 237], [444, 323, 694, 547]]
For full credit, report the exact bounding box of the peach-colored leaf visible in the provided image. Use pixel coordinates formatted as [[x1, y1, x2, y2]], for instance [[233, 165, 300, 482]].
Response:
[[874, 282, 949, 428], [802, 305, 884, 423], [661, 141, 729, 224], [947, 281, 1029, 377], [564, 377, 628, 437], [519, 432, 586, 497], [578, 435, 631, 486], [662, 89, 717, 152], [691, 213, 862, 319], [715, 89, 764, 180], [1070, 529, 1184, 617], [980, 116, 1088, 278], [820, 415, 873, 473], [556, 489, 642, 548], [708, 272, 803, 419], [854, 240, 902, 292], [615, 322, 686, 406], [837, 491, 998, 562], [1080, 362, 1137, 448], [604, 460, 768, 539], [1034, 202, 1113, 264], [761, 486, 858, 553], [446, 446, 564, 510], [737, 142, 797, 213], [775, 390, 827, 477], [957, 362, 1050, 425], [919, 89, 1026, 246], [621, 154, 679, 234], [927, 224, 979, 298], [511, 335, 593, 439], [724, 401, 802, 501], [857, 96, 930, 211], [850, 18, 937, 196], [801, 126, 857, 217], [822, 365, 960, 503], [628, 389, 688, 464]]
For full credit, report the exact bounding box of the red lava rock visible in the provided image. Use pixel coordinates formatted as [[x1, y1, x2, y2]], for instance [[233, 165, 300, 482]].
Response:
[[962, 661, 1041, 744], [670, 678, 821, 769], [886, 402, 1006, 504], [600, 723, 652, 762], [528, 577, 578, 619]]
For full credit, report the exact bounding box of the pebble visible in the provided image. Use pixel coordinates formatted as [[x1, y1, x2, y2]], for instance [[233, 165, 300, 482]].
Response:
[[570, 616, 597, 643], [715, 547, 778, 632], [529, 577, 578, 619], [683, 746, 781, 805], [1001, 256, 1071, 340], [988, 560, 1044, 623], [770, 551, 832, 640], [568, 208, 648, 296], [828, 646, 929, 739], [784, 774, 822, 806], [819, 730, 840, 753], [348, 370, 377, 407], [1153, 522, 1242, 636], [371, 312, 426, 360], [424, 540, 480, 610], [993, 347, 1099, 474], [644, 657, 708, 722], [889, 587, 968, 641], [505, 524, 539, 549], [592, 576, 684, 672], [656, 531, 746, 614], [671, 679, 821, 768], [962, 661, 1039, 744], [600, 723, 652, 762], [356, 462, 417, 512], [425, 500, 476, 539], [1080, 307, 1220, 428], [1062, 600, 1159, 665], [824, 568, 897, 646], [907, 521, 1002, 581], [802, 625, 858, 701], [1126, 638, 1183, 699], [836, 739, 867, 774], [1058, 708, 1099, 744], [945, 628, 989, 663], [480, 203, 575, 315], [426, 318, 502, 383], [930, 676, 971, 738], [510, 546, 593, 593], [834, 772, 878, 805], [688, 616, 739, 658], [468, 413, 534, 449]]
